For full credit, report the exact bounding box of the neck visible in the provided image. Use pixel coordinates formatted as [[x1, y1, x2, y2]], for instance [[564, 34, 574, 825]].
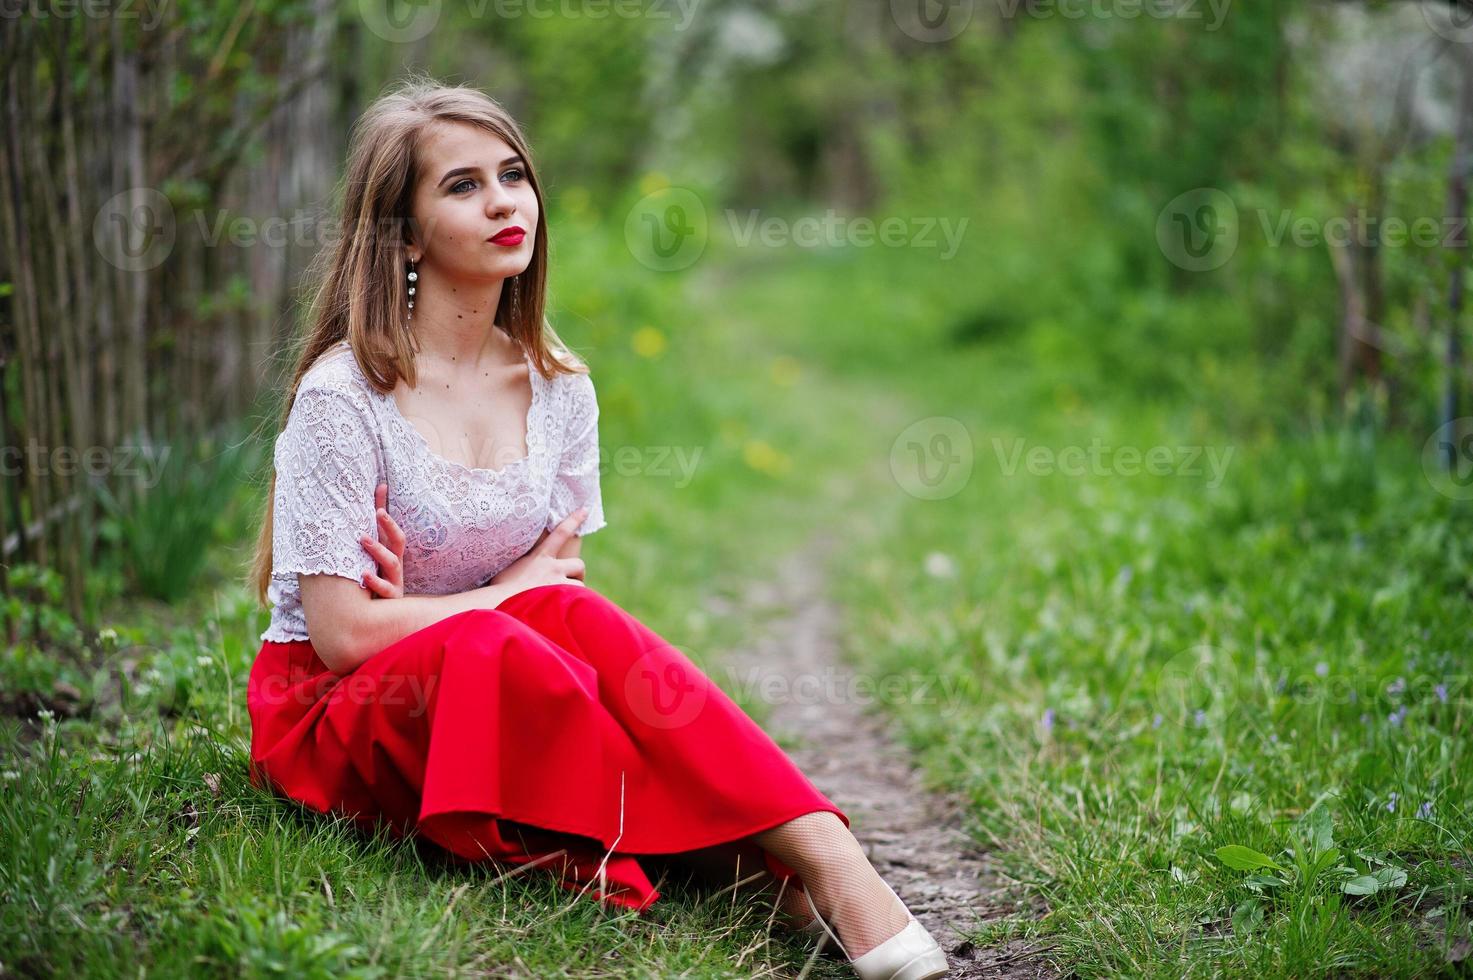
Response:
[[408, 271, 518, 371]]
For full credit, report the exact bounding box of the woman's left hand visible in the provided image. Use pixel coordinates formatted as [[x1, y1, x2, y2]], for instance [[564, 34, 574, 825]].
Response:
[[360, 482, 406, 599]]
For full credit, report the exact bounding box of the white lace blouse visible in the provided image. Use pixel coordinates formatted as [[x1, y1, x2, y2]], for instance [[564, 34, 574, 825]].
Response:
[[260, 339, 606, 643]]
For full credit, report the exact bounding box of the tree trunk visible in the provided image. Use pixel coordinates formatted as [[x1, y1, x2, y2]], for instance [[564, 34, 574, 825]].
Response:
[[1442, 45, 1473, 467]]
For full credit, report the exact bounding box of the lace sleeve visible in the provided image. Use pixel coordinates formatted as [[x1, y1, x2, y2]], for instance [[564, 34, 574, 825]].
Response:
[[270, 383, 382, 585], [546, 372, 607, 536]]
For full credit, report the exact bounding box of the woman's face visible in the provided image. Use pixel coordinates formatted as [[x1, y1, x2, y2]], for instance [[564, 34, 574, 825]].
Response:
[[408, 120, 539, 285]]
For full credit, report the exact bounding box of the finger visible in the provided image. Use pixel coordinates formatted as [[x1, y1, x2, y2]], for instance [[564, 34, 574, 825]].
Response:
[[375, 483, 387, 512], [360, 537, 400, 570], [539, 507, 587, 554], [377, 509, 406, 551], [561, 557, 586, 580], [362, 571, 396, 598]]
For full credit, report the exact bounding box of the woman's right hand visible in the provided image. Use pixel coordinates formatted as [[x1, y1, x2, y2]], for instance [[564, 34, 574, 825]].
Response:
[[489, 507, 589, 599]]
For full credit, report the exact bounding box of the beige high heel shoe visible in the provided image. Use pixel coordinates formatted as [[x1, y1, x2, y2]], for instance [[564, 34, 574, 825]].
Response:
[[801, 878, 950, 980]]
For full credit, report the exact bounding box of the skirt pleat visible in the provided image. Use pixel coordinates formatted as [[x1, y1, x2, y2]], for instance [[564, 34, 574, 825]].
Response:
[[246, 582, 847, 912]]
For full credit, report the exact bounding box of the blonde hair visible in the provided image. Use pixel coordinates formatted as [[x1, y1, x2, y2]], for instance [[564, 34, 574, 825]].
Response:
[[248, 76, 585, 605]]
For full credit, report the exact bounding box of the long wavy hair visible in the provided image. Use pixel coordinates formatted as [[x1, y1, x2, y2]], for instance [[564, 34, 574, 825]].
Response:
[[249, 76, 586, 605]]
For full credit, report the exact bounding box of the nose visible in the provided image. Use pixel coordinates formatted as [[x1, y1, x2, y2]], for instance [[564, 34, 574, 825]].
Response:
[[485, 181, 517, 220]]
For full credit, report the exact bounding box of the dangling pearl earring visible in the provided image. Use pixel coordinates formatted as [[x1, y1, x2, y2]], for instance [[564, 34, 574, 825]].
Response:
[[406, 258, 418, 324]]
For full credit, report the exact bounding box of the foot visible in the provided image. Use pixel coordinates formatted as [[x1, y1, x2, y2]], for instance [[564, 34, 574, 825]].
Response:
[[806, 870, 912, 959], [754, 812, 916, 958]]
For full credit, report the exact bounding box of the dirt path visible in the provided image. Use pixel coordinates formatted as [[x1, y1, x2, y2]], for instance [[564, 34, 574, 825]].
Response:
[[710, 530, 1055, 979]]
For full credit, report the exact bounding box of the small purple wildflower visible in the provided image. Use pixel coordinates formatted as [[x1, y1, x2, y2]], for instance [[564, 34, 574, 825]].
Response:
[[1418, 801, 1433, 820], [1041, 708, 1054, 734], [1315, 662, 1329, 678]]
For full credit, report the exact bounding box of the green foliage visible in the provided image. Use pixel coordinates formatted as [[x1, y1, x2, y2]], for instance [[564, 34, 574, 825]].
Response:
[[3, 564, 83, 651], [94, 430, 262, 603]]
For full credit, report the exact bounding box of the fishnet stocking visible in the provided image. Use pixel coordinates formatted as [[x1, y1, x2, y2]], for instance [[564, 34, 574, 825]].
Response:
[[754, 811, 911, 959], [664, 838, 819, 930]]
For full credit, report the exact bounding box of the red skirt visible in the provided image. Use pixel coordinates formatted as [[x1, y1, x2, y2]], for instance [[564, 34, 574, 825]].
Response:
[[246, 582, 846, 912]]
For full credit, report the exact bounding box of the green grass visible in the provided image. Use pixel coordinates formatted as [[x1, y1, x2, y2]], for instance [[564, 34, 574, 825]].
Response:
[[725, 236, 1473, 976], [3, 215, 1471, 976]]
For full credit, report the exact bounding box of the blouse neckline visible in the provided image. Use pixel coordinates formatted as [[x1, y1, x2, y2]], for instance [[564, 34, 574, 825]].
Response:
[[340, 339, 545, 480]]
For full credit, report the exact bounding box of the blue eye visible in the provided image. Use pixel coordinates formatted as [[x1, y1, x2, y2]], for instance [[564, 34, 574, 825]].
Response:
[[501, 168, 525, 183], [450, 178, 476, 194]]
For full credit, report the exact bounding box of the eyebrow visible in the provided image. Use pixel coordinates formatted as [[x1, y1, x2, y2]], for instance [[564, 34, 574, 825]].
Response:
[[437, 156, 525, 186]]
